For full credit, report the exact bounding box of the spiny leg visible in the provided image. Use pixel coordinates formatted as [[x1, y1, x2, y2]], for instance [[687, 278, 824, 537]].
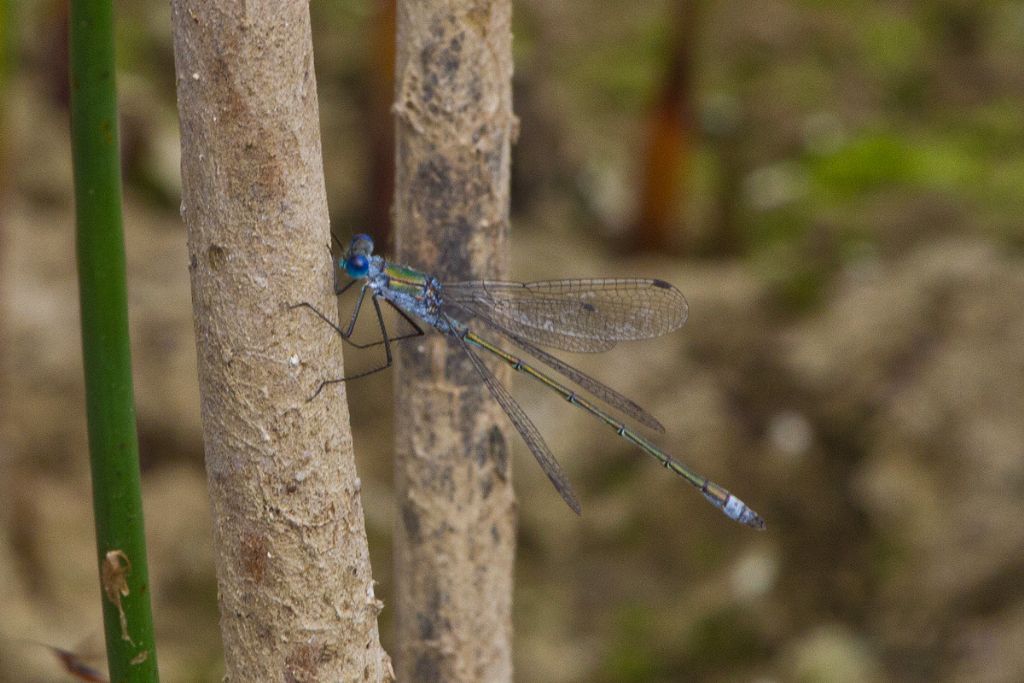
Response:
[[307, 295, 396, 400], [342, 290, 424, 348], [343, 300, 425, 350], [291, 284, 384, 349], [289, 301, 348, 338]]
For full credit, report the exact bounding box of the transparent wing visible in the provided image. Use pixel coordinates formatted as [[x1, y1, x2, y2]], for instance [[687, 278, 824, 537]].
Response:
[[442, 278, 688, 352], [452, 327, 582, 514], [445, 300, 666, 433]]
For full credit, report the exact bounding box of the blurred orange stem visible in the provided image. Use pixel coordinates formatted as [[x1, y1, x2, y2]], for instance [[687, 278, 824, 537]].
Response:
[[630, 0, 701, 253]]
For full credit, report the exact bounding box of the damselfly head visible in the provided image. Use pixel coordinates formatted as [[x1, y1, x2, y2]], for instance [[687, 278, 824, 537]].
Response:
[[343, 234, 375, 278]]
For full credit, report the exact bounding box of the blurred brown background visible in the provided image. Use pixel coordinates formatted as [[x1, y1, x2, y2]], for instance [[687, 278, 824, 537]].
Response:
[[2, 1, 1023, 681]]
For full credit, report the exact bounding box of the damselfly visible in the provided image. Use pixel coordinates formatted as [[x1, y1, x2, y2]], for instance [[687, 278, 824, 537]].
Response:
[[292, 234, 765, 529]]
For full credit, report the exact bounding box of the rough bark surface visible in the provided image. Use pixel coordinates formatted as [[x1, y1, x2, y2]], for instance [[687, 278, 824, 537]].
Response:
[[392, 1, 518, 681], [170, 3, 392, 680]]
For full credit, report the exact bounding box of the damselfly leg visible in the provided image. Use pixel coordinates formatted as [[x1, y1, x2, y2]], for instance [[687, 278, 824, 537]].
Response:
[[290, 285, 424, 398]]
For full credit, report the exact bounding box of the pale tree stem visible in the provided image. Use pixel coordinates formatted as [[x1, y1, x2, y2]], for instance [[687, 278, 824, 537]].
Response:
[[392, 1, 518, 681], [170, 2, 392, 680]]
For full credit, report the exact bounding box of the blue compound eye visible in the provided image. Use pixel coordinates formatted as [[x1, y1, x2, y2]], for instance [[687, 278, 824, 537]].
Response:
[[344, 253, 370, 278]]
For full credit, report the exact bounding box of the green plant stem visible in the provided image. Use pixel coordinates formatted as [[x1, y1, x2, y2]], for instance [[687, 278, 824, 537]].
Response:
[[69, 0, 159, 680], [0, 0, 9, 92]]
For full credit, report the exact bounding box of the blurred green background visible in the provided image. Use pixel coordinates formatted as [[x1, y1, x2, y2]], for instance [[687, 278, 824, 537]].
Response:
[[2, 1, 1024, 681]]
